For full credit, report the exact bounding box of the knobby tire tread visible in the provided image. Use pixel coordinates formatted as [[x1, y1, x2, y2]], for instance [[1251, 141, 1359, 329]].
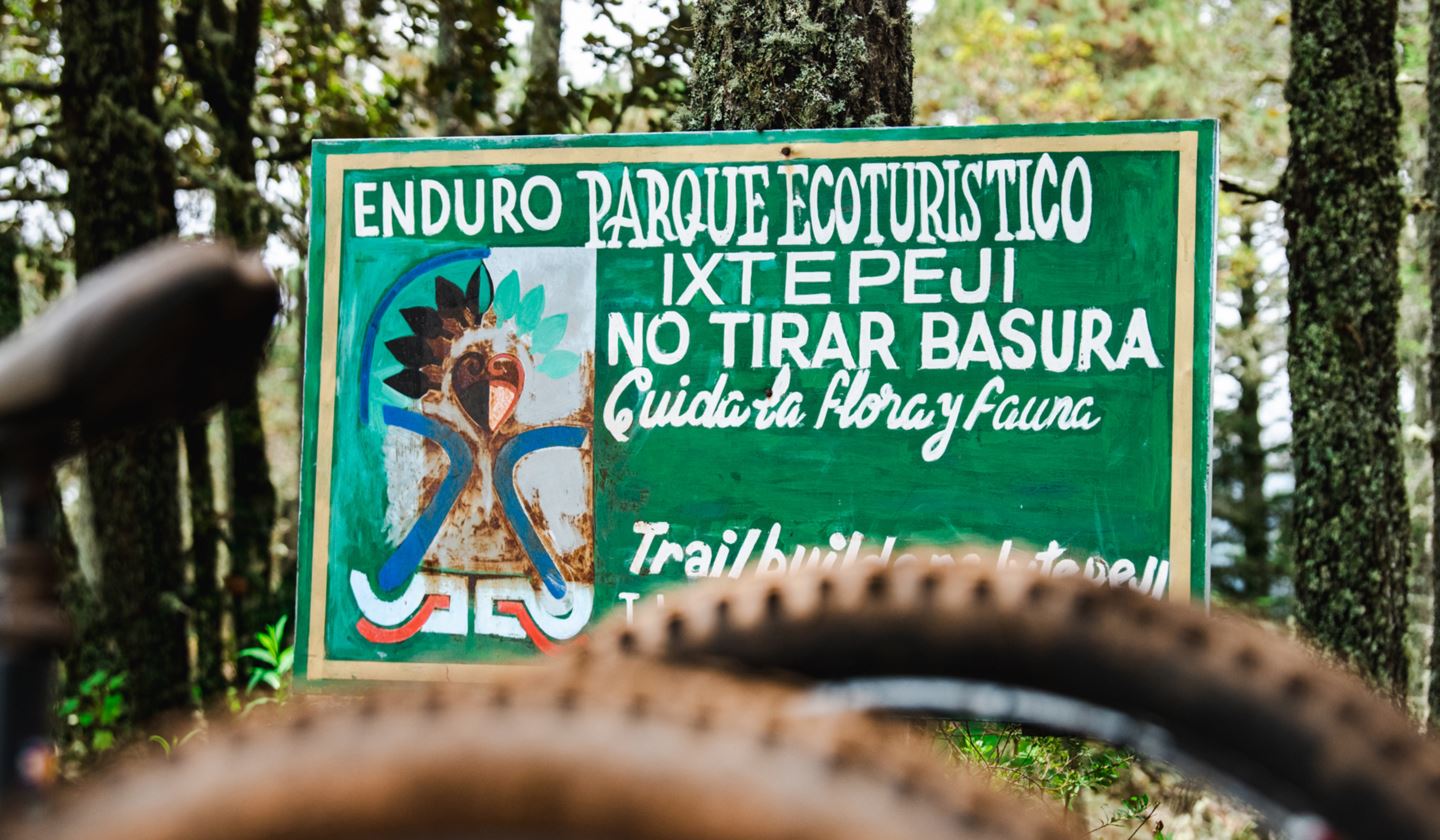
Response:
[[585, 565, 1440, 839], [15, 659, 1074, 840]]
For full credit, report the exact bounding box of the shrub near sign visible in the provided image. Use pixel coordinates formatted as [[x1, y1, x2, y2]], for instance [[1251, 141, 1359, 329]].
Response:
[[297, 122, 1218, 681]]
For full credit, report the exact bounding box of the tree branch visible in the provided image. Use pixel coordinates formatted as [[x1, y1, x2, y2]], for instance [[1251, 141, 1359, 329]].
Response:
[[233, 0, 263, 87], [265, 140, 314, 164], [1, 79, 60, 95], [1220, 174, 1281, 204], [8, 120, 59, 133], [175, 1, 233, 123], [206, 0, 234, 33], [0, 145, 66, 169], [0, 189, 65, 203]]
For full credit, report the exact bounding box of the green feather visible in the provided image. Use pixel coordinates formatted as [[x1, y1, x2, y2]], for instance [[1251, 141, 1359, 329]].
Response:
[[517, 284, 546, 334], [494, 270, 520, 322], [536, 349, 581, 379], [532, 313, 568, 355]]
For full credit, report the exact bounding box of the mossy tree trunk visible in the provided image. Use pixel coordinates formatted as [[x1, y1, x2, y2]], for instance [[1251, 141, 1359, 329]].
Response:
[[59, 0, 190, 721], [1285, 0, 1410, 694], [175, 0, 279, 661], [685, 0, 912, 131]]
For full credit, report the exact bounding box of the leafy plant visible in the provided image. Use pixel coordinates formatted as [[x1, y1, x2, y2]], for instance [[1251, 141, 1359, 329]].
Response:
[[1091, 793, 1162, 836], [149, 726, 204, 759], [239, 615, 294, 701], [941, 721, 1134, 810], [939, 722, 1197, 837], [57, 669, 128, 756]]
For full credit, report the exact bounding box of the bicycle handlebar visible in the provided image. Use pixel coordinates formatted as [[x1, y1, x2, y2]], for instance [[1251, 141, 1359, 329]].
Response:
[[0, 240, 279, 462]]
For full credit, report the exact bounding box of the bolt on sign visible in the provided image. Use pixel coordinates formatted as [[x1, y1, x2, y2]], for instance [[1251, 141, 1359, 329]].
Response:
[[297, 121, 1218, 682]]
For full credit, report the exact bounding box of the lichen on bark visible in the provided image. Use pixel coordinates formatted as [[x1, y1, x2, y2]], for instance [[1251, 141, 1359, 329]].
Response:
[[685, 0, 913, 131], [1285, 0, 1411, 694]]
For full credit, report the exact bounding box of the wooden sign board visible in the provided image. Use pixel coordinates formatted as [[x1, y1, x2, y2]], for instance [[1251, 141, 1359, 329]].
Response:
[[297, 121, 1218, 682]]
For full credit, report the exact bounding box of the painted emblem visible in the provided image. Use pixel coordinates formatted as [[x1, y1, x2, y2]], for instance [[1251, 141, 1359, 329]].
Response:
[[348, 247, 595, 653]]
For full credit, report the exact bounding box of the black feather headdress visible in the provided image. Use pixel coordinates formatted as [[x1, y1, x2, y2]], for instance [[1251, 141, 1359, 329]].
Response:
[[383, 263, 493, 399]]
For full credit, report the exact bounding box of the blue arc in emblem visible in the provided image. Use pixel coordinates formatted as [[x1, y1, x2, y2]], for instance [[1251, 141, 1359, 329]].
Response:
[[376, 405, 474, 593], [495, 426, 589, 601]]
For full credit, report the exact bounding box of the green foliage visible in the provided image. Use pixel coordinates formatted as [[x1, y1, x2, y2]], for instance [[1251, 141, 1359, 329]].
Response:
[[239, 615, 295, 700], [1091, 793, 1160, 835], [581, 0, 692, 132], [940, 721, 1134, 810], [940, 721, 1264, 836], [916, 0, 1289, 174], [1, 0, 65, 208], [56, 669, 128, 758], [1211, 213, 1293, 613], [918, 0, 1295, 614], [419, 0, 527, 134]]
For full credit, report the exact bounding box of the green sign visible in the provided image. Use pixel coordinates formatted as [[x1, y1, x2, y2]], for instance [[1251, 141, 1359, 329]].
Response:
[[298, 121, 1217, 682]]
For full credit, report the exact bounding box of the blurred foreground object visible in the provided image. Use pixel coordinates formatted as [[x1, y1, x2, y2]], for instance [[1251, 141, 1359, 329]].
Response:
[[0, 240, 278, 458], [585, 561, 1440, 840], [13, 660, 1076, 840], [0, 240, 278, 806]]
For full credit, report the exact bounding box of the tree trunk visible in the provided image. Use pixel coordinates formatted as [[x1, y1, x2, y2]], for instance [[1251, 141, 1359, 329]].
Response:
[[427, 0, 508, 135], [518, 0, 566, 134], [59, 0, 189, 723], [183, 420, 224, 697], [226, 381, 278, 643], [219, 133, 276, 648], [175, 0, 279, 653], [1428, 0, 1440, 725], [686, 0, 912, 130], [1214, 215, 1274, 602], [1285, 0, 1410, 694]]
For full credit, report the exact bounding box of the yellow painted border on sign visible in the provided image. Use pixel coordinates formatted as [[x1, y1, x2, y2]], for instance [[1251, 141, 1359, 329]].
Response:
[[308, 131, 1201, 682]]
